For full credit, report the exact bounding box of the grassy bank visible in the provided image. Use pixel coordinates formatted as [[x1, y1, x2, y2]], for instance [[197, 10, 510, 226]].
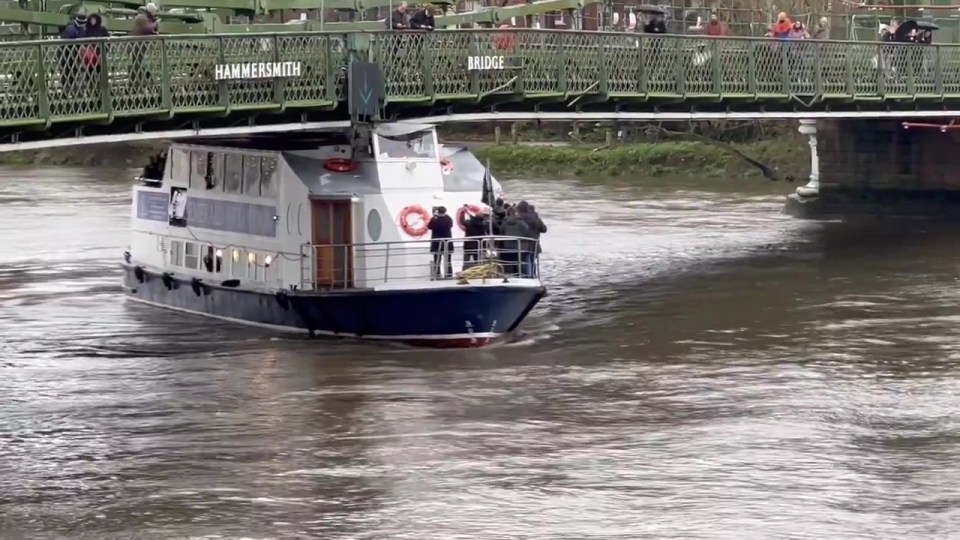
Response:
[[472, 136, 808, 179], [0, 134, 807, 180]]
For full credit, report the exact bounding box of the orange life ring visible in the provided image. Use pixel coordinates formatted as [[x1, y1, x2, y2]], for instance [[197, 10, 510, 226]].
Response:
[[324, 158, 356, 173], [456, 204, 484, 231], [398, 205, 431, 238], [440, 159, 453, 175]]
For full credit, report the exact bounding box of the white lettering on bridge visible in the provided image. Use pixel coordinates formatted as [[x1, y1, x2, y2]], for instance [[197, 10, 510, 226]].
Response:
[[213, 62, 303, 81], [467, 56, 505, 71]]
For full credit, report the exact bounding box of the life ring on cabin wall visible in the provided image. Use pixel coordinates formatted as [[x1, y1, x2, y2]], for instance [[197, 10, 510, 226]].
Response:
[[456, 204, 484, 231], [324, 158, 356, 173], [440, 159, 453, 175], [399, 205, 431, 238]]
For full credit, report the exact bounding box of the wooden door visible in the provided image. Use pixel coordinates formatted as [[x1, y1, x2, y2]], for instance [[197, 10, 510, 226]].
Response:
[[310, 199, 354, 289]]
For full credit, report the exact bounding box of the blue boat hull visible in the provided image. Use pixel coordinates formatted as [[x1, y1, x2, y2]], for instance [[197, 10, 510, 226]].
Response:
[[121, 264, 545, 348]]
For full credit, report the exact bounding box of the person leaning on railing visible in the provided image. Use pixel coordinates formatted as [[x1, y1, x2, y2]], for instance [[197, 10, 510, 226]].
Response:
[[130, 3, 160, 85], [386, 2, 409, 30], [409, 5, 435, 31]]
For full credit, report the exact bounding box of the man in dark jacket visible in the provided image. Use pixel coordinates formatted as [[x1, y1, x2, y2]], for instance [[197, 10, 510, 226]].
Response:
[[516, 201, 546, 278], [387, 2, 408, 29], [460, 206, 492, 270], [496, 208, 530, 277], [427, 206, 453, 278], [409, 6, 435, 30], [59, 15, 87, 91]]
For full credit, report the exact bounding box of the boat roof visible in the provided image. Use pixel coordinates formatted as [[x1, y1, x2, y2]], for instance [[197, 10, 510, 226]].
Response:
[[174, 132, 351, 151]]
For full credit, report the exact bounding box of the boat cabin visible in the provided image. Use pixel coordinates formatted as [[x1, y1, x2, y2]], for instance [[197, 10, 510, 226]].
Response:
[[129, 124, 504, 293]]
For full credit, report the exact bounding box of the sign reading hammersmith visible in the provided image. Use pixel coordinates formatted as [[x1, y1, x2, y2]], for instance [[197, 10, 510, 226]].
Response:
[[467, 56, 505, 71], [213, 62, 303, 81]]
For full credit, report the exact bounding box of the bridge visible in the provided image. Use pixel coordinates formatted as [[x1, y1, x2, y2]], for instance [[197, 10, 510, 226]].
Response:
[[3, 29, 960, 151]]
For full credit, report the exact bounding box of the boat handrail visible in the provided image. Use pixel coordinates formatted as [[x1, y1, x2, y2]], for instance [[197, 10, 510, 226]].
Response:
[[298, 235, 541, 291]]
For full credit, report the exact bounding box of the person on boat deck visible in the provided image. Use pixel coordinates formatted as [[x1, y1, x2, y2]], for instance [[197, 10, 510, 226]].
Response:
[[497, 207, 530, 277], [387, 2, 408, 29], [409, 6, 435, 30], [428, 206, 454, 279], [461, 205, 493, 270], [517, 201, 546, 278]]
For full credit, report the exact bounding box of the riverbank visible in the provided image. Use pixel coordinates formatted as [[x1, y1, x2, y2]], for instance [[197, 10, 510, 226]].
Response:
[[0, 135, 807, 179]]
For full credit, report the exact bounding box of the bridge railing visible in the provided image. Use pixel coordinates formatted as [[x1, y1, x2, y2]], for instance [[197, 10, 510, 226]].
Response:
[[1, 30, 959, 129]]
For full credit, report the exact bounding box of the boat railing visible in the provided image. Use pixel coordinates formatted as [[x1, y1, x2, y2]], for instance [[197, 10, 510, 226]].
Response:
[[298, 235, 541, 291]]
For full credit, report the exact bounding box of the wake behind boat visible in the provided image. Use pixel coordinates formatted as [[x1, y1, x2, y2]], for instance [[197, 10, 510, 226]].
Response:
[[121, 123, 546, 347]]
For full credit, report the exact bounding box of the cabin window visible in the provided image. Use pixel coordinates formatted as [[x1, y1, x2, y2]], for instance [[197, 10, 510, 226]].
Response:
[[231, 249, 244, 279], [169, 239, 184, 266], [243, 156, 261, 195], [260, 156, 278, 198], [171, 148, 190, 182], [375, 129, 437, 160], [203, 246, 222, 273], [209, 152, 224, 191], [223, 153, 243, 194], [247, 252, 258, 280], [184, 242, 200, 270], [190, 150, 208, 189], [264, 254, 276, 283]]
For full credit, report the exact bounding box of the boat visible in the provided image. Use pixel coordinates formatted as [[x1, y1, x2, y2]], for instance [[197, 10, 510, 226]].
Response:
[[120, 123, 546, 348]]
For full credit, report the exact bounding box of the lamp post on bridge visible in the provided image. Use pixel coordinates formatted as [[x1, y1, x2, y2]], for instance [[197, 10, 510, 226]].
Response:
[[796, 119, 819, 198]]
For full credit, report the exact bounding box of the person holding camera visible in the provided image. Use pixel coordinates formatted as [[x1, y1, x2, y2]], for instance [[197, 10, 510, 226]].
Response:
[[427, 206, 454, 279]]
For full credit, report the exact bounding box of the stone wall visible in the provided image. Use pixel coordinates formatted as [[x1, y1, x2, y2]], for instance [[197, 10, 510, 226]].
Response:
[[818, 118, 960, 193]]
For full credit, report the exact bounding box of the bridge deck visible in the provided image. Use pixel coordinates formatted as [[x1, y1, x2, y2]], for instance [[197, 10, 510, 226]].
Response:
[[0, 30, 958, 147]]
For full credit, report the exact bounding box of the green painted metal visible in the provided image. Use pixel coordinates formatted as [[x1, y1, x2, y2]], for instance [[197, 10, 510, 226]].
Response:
[[0, 30, 957, 133]]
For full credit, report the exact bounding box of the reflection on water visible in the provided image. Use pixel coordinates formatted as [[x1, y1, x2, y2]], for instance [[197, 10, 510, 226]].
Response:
[[2, 167, 960, 538]]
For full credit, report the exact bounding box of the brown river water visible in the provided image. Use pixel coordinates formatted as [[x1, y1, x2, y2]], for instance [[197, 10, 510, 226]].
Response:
[[1, 167, 959, 539]]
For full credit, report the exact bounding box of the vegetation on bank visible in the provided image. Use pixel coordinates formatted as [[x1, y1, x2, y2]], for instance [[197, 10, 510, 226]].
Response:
[[473, 136, 808, 179]]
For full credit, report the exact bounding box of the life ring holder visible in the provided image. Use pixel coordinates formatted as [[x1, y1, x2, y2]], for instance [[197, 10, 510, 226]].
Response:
[[440, 159, 453, 175], [324, 158, 356, 173], [398, 205, 431, 238], [456, 204, 484, 231]]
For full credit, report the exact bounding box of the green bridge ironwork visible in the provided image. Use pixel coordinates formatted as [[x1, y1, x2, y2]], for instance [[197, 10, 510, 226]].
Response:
[[0, 29, 958, 145]]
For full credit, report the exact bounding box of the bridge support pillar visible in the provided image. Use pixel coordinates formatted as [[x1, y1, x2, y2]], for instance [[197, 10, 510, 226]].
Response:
[[795, 119, 820, 198], [785, 118, 960, 218]]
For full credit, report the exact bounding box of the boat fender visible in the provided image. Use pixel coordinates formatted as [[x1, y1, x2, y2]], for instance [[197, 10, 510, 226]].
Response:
[[191, 278, 203, 297], [440, 159, 453, 175], [133, 266, 145, 283], [456, 204, 484, 231], [161, 272, 174, 291], [275, 291, 290, 311], [324, 158, 356, 173], [398, 205, 431, 238]]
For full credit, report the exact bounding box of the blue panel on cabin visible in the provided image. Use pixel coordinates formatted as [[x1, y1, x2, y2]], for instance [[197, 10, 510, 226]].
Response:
[[184, 197, 278, 237], [136, 191, 169, 222]]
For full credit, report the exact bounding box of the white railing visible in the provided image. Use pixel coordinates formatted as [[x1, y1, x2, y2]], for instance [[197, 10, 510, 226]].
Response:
[[298, 235, 541, 290]]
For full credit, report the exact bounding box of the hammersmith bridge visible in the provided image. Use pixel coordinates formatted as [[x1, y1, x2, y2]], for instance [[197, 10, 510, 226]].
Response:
[[0, 0, 959, 146]]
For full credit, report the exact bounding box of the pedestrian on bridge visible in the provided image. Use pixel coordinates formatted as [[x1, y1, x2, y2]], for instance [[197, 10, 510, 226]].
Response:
[[131, 3, 160, 86], [387, 2, 408, 30], [58, 14, 86, 93], [409, 5, 435, 31]]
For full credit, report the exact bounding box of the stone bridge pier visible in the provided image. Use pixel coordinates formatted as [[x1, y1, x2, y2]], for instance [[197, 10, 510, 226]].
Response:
[[784, 118, 960, 218]]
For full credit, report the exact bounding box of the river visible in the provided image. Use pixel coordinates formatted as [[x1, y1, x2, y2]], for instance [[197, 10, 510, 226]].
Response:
[[1, 167, 959, 539]]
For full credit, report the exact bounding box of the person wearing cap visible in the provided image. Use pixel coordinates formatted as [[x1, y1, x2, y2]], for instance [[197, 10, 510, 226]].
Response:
[[132, 3, 160, 36], [58, 14, 87, 92], [60, 14, 86, 40], [460, 204, 492, 270], [130, 3, 159, 85], [704, 13, 729, 37]]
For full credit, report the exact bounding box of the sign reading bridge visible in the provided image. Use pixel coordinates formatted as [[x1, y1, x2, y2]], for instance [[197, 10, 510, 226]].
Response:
[[467, 55, 506, 71]]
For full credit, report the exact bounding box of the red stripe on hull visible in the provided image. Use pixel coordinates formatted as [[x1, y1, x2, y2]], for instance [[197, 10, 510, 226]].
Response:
[[401, 336, 496, 349]]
